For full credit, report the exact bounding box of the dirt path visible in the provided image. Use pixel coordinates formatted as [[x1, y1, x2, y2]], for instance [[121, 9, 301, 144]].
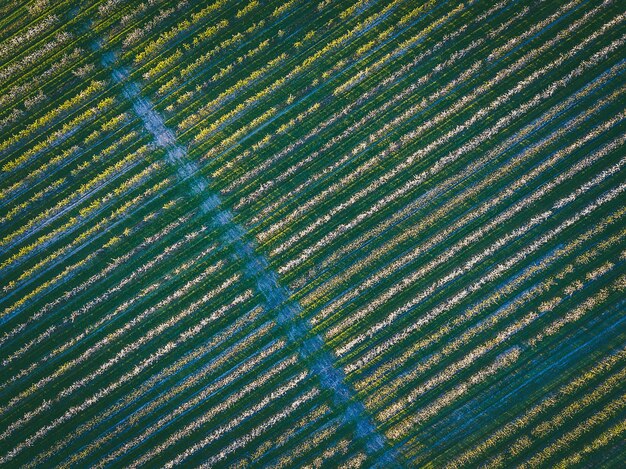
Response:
[[101, 48, 399, 465]]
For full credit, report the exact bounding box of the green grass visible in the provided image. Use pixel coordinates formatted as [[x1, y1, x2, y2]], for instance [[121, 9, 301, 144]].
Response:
[[0, 0, 625, 467]]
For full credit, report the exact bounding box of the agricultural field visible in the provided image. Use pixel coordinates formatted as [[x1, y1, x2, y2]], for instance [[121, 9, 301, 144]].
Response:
[[0, 0, 625, 466]]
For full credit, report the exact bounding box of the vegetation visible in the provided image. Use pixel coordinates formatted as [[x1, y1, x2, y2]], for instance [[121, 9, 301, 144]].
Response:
[[0, 0, 624, 466]]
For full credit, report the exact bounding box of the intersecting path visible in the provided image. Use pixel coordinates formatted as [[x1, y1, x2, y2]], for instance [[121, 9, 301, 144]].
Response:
[[99, 46, 400, 466]]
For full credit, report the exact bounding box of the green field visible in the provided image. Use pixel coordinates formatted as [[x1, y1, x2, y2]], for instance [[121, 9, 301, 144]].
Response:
[[0, 0, 625, 466]]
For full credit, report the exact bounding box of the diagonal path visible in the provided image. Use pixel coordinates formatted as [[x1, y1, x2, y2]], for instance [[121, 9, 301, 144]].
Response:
[[99, 46, 399, 466]]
